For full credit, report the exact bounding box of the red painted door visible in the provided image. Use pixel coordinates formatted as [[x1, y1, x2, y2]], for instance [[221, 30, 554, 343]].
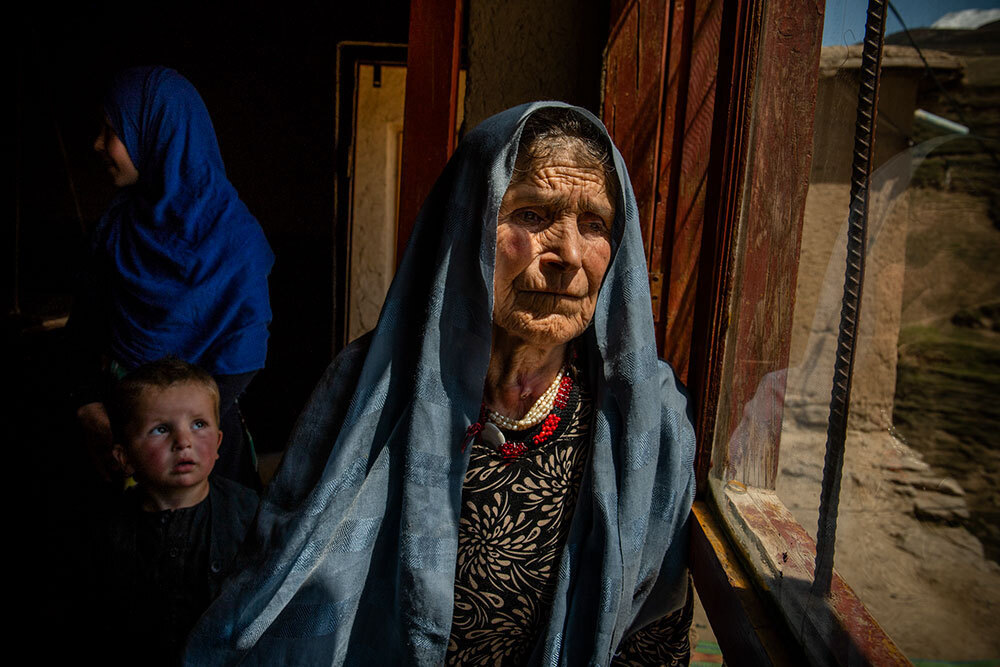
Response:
[[602, 0, 723, 382]]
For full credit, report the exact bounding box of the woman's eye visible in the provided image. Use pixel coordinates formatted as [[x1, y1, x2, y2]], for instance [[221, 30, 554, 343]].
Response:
[[581, 216, 609, 235], [515, 209, 544, 225]]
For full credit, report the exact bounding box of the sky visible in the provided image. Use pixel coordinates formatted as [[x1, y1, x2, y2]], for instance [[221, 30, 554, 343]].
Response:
[[822, 0, 1000, 45]]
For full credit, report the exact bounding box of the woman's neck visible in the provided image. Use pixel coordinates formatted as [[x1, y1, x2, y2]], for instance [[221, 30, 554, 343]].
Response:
[[485, 327, 567, 420]]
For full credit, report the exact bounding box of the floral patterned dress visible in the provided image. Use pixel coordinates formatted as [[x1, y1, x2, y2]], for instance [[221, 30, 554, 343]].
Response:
[[447, 368, 692, 665]]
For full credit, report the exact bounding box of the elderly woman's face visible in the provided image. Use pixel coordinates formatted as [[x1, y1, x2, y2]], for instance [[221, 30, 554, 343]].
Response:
[[494, 143, 614, 346]]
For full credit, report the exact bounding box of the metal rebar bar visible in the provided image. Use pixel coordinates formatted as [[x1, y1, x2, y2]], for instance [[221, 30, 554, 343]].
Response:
[[812, 0, 888, 597]]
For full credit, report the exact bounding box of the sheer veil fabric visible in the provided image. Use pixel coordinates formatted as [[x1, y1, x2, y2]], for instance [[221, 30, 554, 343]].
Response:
[[186, 102, 695, 665]]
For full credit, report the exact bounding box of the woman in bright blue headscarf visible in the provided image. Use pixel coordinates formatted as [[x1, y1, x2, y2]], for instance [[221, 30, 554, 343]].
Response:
[[188, 103, 694, 664], [72, 66, 273, 489]]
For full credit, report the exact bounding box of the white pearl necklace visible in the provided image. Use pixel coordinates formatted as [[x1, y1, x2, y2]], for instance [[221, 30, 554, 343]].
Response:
[[487, 366, 566, 431]]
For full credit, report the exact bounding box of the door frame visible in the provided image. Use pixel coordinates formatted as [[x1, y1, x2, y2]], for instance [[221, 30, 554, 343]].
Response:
[[333, 42, 408, 354]]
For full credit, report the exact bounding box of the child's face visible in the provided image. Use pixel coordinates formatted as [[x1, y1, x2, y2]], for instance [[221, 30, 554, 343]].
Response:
[[116, 382, 222, 495]]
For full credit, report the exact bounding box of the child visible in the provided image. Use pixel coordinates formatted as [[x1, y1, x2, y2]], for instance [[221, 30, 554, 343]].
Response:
[[91, 357, 259, 664], [73, 66, 272, 490]]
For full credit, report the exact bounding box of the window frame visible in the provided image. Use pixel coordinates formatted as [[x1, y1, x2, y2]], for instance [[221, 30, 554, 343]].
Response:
[[686, 0, 911, 663], [335, 41, 410, 353], [600, 0, 911, 663]]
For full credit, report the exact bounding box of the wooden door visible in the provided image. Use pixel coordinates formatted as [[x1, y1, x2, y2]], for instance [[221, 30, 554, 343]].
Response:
[[602, 0, 724, 383]]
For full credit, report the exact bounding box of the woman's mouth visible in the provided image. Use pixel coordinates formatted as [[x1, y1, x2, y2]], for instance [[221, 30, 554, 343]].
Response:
[[520, 288, 584, 298]]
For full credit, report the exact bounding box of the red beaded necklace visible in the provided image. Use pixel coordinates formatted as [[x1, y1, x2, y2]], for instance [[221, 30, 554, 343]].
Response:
[[463, 372, 574, 461]]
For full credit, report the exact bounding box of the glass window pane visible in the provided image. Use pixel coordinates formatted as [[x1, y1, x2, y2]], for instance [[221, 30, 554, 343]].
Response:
[[774, 4, 1000, 660]]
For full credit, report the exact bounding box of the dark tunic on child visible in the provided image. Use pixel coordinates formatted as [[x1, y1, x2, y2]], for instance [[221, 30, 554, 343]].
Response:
[[94, 476, 258, 665]]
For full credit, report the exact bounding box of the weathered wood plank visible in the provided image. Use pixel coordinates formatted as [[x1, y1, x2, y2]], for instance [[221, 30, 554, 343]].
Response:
[[396, 0, 463, 264], [708, 0, 825, 490], [603, 0, 723, 381], [604, 0, 668, 253], [657, 0, 723, 381], [689, 0, 765, 492], [690, 501, 805, 666], [718, 486, 912, 666]]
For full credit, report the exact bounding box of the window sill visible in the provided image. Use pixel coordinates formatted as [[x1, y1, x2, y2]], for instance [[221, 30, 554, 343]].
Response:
[[692, 484, 911, 666]]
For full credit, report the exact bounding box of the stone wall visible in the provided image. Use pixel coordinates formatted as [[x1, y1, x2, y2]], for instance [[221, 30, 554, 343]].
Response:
[[463, 0, 608, 131], [782, 46, 960, 433]]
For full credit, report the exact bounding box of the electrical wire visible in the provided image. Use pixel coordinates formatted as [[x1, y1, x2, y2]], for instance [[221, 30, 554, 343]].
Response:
[[887, 0, 1000, 169]]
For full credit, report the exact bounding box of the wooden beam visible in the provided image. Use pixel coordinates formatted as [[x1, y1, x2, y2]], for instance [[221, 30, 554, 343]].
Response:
[[396, 0, 463, 264], [601, 0, 723, 384], [603, 0, 669, 256], [689, 0, 765, 492], [691, 501, 805, 665], [691, 0, 825, 491], [655, 0, 724, 382], [712, 0, 825, 489]]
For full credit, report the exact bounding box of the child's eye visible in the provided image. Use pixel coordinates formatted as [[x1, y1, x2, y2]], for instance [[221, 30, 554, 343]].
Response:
[[192, 419, 208, 430], [151, 425, 169, 435]]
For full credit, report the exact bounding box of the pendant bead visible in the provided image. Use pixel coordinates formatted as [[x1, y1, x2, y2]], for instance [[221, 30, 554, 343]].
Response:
[[466, 364, 576, 462], [486, 366, 566, 431], [481, 422, 506, 448]]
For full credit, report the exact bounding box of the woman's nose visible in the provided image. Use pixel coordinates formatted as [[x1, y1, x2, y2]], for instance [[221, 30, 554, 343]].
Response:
[[541, 219, 583, 272], [93, 130, 105, 153]]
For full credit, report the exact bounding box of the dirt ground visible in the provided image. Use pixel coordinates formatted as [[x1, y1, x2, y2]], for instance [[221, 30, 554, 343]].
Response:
[[777, 427, 1000, 660]]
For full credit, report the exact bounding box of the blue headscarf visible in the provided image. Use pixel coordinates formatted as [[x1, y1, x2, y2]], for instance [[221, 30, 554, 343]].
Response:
[[95, 66, 273, 374], [187, 103, 694, 664]]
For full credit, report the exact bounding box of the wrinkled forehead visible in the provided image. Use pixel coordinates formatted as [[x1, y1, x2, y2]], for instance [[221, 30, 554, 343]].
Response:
[[511, 139, 612, 190], [504, 119, 622, 236], [512, 123, 618, 195], [502, 144, 616, 221]]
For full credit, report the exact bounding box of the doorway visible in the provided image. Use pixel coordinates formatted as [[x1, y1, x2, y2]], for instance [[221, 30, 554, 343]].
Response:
[[335, 43, 466, 348]]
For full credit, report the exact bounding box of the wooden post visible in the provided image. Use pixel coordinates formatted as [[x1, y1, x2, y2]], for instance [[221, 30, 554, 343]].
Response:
[[706, 0, 825, 490], [396, 0, 463, 265]]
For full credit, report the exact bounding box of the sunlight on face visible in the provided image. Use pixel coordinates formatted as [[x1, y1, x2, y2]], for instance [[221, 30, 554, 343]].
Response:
[[493, 143, 614, 346]]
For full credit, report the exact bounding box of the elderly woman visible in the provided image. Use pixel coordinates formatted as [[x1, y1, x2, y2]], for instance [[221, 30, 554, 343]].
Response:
[[188, 103, 695, 664]]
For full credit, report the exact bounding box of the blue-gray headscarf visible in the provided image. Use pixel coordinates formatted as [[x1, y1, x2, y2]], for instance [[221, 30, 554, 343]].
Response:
[[187, 102, 695, 665]]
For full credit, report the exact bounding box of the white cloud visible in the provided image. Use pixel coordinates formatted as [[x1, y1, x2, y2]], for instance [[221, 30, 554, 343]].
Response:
[[931, 8, 1000, 29]]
